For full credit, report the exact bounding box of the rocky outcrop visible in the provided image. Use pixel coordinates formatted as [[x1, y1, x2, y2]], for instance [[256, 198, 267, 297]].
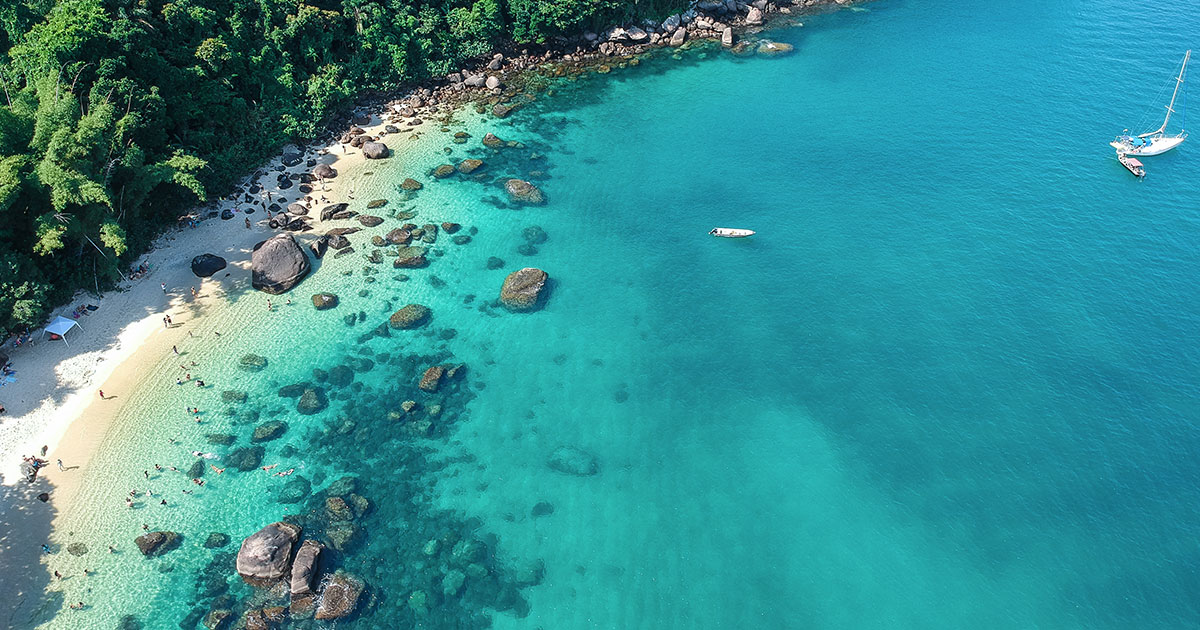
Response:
[[362, 141, 389, 159], [482, 133, 504, 149], [505, 179, 545, 205], [313, 164, 337, 179], [418, 365, 444, 392], [236, 522, 301, 583], [251, 234, 310, 294], [548, 445, 600, 476], [756, 40, 794, 57], [311, 293, 338, 310], [357, 215, 383, 227], [433, 164, 456, 178], [191, 254, 227, 278], [385, 228, 412, 245], [290, 539, 323, 595], [500, 267, 549, 311], [135, 531, 180, 556], [309, 236, 328, 259], [389, 304, 431, 329], [319, 203, 348, 221], [287, 202, 309, 216], [314, 572, 364, 620], [457, 158, 484, 174]]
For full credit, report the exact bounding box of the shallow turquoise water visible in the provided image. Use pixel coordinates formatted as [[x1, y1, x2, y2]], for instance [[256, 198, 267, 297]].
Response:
[[28, 0, 1200, 628]]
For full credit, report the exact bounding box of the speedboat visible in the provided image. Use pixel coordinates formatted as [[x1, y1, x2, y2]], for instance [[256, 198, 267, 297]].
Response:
[[709, 227, 755, 238], [1117, 153, 1145, 178]]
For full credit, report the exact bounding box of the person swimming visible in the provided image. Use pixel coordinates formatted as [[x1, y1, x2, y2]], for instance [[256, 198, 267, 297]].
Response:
[[191, 451, 217, 459]]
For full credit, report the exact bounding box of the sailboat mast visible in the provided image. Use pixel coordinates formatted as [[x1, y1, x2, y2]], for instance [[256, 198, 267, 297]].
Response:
[[1155, 49, 1190, 135]]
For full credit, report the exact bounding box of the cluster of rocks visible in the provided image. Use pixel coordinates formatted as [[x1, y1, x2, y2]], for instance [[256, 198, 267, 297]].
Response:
[[226, 520, 364, 624]]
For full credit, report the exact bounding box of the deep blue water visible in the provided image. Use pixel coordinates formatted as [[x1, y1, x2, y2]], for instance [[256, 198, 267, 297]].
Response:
[[27, 0, 1200, 628]]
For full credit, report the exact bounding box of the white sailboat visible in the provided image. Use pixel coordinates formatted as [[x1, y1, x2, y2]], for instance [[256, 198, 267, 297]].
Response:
[[1111, 50, 1190, 156]]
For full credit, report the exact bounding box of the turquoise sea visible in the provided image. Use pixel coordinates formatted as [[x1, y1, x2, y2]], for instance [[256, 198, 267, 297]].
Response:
[[17, 0, 1200, 628]]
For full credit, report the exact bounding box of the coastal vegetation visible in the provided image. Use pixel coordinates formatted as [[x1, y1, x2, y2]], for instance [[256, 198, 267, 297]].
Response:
[[0, 0, 679, 334]]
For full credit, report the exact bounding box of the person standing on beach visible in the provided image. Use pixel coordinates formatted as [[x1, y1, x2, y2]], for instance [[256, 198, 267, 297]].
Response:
[[245, 217, 251, 229], [172, 345, 178, 355], [98, 390, 104, 399], [162, 316, 169, 328], [161, 283, 167, 293], [190, 287, 197, 298], [57, 459, 64, 471]]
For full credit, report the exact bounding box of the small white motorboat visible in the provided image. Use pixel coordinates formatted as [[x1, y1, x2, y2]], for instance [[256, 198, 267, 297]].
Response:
[[1117, 153, 1145, 178], [709, 227, 755, 238]]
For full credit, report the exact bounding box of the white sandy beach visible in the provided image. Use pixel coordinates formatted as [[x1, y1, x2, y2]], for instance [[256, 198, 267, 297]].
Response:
[[0, 108, 435, 623]]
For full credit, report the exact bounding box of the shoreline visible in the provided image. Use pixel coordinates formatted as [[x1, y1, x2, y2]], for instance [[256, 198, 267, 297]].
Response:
[[0, 1, 847, 622]]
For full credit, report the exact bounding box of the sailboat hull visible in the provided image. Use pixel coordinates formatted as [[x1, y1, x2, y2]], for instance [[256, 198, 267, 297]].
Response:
[[1111, 134, 1186, 156]]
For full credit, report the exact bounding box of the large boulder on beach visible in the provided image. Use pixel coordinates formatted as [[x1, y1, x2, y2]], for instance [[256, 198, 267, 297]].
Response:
[[191, 254, 227, 278], [505, 179, 545, 205], [548, 445, 600, 476], [320, 203, 349, 221], [362, 141, 390, 159], [500, 268, 549, 311], [287, 203, 309, 216], [315, 572, 364, 620], [389, 304, 431, 329], [135, 531, 181, 556], [313, 164, 337, 179], [251, 234, 310, 294], [236, 522, 301, 583], [291, 539, 323, 595]]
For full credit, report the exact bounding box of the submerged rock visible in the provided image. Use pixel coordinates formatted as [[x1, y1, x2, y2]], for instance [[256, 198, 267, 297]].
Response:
[[500, 267, 549, 311], [547, 445, 600, 476], [400, 178, 423, 191], [238, 353, 268, 372], [357, 215, 383, 227], [389, 304, 431, 329], [486, 256, 505, 270], [251, 234, 310, 294], [297, 388, 327, 415], [278, 476, 311, 504], [227, 446, 264, 471], [433, 164, 456, 178], [135, 531, 181, 556], [504, 179, 545, 205], [204, 533, 230, 549], [314, 571, 364, 620], [482, 133, 504, 149], [251, 420, 288, 443], [236, 522, 301, 583], [191, 254, 227, 278]]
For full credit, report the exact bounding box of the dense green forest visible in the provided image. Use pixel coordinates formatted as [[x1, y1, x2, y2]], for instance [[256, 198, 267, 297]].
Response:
[[0, 0, 672, 335]]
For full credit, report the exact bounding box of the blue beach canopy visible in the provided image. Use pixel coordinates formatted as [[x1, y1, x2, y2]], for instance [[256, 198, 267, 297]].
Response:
[[42, 316, 81, 346]]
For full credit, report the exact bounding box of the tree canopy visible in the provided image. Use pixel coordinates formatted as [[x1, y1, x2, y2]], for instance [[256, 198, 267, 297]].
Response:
[[0, 0, 676, 334]]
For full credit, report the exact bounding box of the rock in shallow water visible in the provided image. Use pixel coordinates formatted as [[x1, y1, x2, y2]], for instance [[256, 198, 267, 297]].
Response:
[[135, 531, 181, 556], [314, 571, 364, 620], [500, 267, 549, 311], [291, 539, 323, 595], [504, 179, 545, 205], [236, 522, 300, 583], [238, 353, 268, 372], [547, 445, 600, 476], [389, 304, 431, 329]]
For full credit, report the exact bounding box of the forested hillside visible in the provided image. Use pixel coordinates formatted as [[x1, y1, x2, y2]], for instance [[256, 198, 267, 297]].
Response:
[[0, 0, 670, 334]]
